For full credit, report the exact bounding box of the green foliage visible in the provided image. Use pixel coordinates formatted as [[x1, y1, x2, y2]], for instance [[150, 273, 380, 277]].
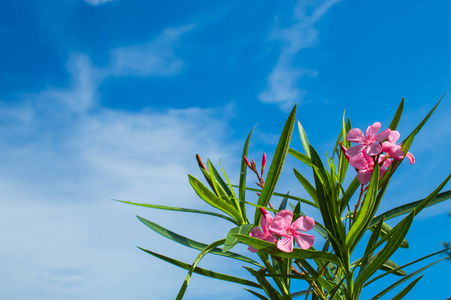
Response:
[[119, 97, 450, 299]]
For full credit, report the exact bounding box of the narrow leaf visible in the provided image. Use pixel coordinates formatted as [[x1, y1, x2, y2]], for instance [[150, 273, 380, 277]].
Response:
[[255, 105, 297, 224], [297, 120, 311, 157], [289, 148, 312, 167], [234, 234, 342, 266], [371, 188, 451, 227], [239, 126, 256, 218], [137, 216, 261, 266], [189, 174, 241, 223], [114, 199, 236, 224], [293, 168, 318, 206], [371, 257, 445, 300], [138, 247, 260, 288], [176, 239, 226, 300], [390, 276, 423, 300], [223, 224, 254, 252], [389, 97, 404, 130]]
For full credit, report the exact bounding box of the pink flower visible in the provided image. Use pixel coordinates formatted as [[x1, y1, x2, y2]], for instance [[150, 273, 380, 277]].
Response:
[[269, 210, 315, 253], [350, 151, 392, 185], [381, 131, 415, 164], [248, 208, 276, 253], [346, 122, 391, 157]]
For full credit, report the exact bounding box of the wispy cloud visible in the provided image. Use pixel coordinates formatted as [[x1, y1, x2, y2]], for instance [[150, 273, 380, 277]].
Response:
[[0, 22, 246, 298], [109, 24, 196, 77], [84, 0, 116, 6], [259, 0, 341, 111], [0, 71, 240, 300]]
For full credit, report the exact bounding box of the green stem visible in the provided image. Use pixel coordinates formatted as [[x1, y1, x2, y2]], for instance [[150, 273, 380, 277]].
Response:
[[258, 252, 291, 299]]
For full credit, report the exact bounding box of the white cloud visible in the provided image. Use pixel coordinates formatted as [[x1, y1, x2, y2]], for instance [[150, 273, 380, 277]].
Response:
[[0, 87, 244, 299], [84, 0, 115, 6], [109, 24, 196, 77], [259, 0, 341, 111], [0, 22, 249, 299]]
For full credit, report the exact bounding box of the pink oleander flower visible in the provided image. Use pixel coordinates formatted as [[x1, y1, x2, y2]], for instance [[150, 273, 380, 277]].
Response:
[[248, 208, 276, 253], [346, 122, 391, 157], [381, 131, 415, 164], [350, 151, 392, 185], [269, 210, 315, 253]]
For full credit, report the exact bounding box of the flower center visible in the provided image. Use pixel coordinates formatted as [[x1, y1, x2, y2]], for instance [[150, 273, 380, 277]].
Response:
[[287, 228, 295, 237]]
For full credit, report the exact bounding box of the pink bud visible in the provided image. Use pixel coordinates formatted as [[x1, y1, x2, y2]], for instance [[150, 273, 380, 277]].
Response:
[[262, 153, 267, 169], [259, 207, 269, 215], [243, 156, 251, 168], [340, 144, 350, 162]]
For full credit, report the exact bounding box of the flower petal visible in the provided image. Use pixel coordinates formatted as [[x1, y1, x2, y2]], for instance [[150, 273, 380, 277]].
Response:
[[391, 148, 405, 160], [346, 144, 366, 157], [346, 128, 365, 143], [269, 210, 292, 236], [276, 236, 294, 252], [249, 227, 264, 240], [387, 130, 400, 144], [366, 143, 382, 156], [248, 246, 259, 253], [291, 215, 315, 232], [375, 128, 391, 142], [294, 233, 315, 250], [365, 122, 381, 138], [357, 169, 372, 185], [406, 152, 415, 164], [259, 208, 273, 235]]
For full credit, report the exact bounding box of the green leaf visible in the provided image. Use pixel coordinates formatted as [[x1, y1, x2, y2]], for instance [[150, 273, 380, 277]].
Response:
[[289, 148, 312, 167], [207, 160, 233, 197], [114, 199, 236, 224], [176, 239, 226, 300], [201, 167, 233, 207], [354, 213, 414, 291], [297, 120, 311, 157], [137, 216, 261, 267], [337, 113, 350, 185], [290, 290, 312, 298], [378, 222, 409, 248], [244, 289, 270, 300], [278, 193, 289, 210], [309, 146, 345, 261], [346, 166, 379, 252], [138, 247, 260, 288], [293, 168, 318, 206], [220, 161, 240, 213], [255, 105, 297, 224], [223, 224, 254, 252], [371, 257, 446, 300], [401, 95, 444, 150], [389, 97, 404, 130], [240, 126, 256, 219], [235, 186, 316, 207], [189, 174, 242, 223], [234, 234, 342, 266], [371, 188, 451, 227], [364, 247, 451, 286], [390, 276, 423, 300], [244, 267, 284, 300], [380, 95, 444, 187], [352, 258, 406, 277], [339, 177, 360, 214]]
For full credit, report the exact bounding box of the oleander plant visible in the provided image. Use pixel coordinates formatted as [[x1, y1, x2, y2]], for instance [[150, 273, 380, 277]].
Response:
[[118, 97, 450, 299]]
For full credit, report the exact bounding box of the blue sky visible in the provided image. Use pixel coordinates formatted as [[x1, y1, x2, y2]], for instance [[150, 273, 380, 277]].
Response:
[[0, 0, 450, 299]]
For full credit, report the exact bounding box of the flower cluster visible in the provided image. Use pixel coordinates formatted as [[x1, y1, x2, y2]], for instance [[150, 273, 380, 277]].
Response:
[[249, 208, 315, 253], [344, 122, 414, 185]]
